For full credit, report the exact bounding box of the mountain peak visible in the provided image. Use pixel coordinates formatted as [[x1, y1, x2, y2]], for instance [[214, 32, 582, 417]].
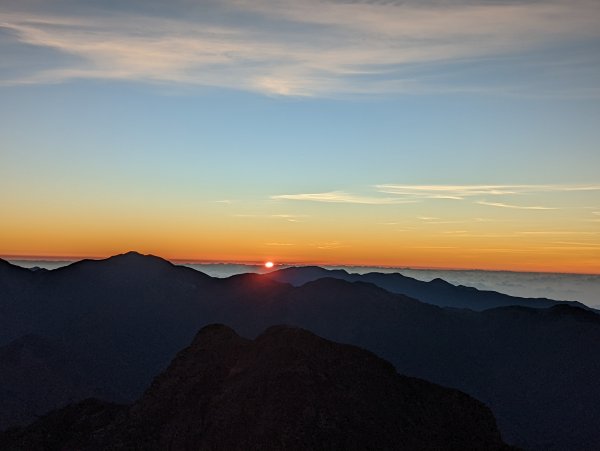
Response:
[[99, 251, 175, 270], [282, 265, 350, 276], [190, 324, 242, 347], [430, 277, 453, 287], [122, 250, 145, 257], [146, 325, 506, 451], [110, 251, 161, 261]]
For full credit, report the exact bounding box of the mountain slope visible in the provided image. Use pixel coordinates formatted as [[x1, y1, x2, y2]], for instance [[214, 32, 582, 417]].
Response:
[[1, 325, 510, 451], [0, 334, 107, 430]]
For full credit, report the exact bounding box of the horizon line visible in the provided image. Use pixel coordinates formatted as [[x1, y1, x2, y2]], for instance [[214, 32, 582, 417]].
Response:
[[2, 252, 599, 277]]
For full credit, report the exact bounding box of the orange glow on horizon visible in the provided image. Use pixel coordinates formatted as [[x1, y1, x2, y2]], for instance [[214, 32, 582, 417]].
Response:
[[1, 195, 598, 275], [2, 249, 599, 275]]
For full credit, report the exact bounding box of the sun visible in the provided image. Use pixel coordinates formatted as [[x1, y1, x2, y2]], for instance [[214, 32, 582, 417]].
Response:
[[264, 261, 274, 269]]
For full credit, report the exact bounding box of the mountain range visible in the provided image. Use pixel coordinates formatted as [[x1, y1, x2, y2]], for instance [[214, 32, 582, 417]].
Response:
[[1, 252, 599, 449], [264, 265, 593, 311]]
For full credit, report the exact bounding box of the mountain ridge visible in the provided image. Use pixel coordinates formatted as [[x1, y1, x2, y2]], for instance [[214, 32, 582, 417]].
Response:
[[265, 265, 594, 311], [1, 325, 511, 451]]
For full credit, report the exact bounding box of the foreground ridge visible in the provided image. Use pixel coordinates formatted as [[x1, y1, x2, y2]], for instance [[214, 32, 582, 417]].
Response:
[[1, 324, 510, 451]]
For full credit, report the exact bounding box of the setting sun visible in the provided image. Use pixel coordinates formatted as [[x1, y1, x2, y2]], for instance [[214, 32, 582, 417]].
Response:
[[265, 261, 274, 269]]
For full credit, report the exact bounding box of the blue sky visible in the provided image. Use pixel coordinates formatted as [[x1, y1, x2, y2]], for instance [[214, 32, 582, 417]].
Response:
[[1, 0, 599, 271]]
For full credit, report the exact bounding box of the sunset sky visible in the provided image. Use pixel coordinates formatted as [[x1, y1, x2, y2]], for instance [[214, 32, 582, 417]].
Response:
[[1, 0, 599, 273]]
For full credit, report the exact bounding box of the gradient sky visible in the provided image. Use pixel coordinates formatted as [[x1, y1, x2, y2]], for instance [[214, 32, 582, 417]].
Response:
[[1, 0, 599, 273]]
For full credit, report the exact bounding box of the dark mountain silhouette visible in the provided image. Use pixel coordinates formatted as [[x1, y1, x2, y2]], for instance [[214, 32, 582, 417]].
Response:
[[0, 252, 219, 404], [0, 260, 38, 344], [0, 325, 510, 451], [265, 265, 593, 311], [0, 334, 109, 430], [0, 399, 126, 451], [1, 252, 599, 449]]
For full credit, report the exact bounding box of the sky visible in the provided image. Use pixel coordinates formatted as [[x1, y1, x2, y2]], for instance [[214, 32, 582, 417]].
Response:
[[1, 0, 599, 273]]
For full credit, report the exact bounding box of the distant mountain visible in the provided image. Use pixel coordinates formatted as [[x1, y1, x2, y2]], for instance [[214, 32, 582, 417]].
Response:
[[1, 252, 600, 449], [265, 265, 592, 311], [0, 325, 510, 451]]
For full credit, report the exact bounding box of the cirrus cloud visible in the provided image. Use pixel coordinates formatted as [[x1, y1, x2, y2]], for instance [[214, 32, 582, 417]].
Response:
[[476, 201, 557, 210], [271, 191, 418, 205], [375, 183, 600, 199], [1, 0, 599, 96]]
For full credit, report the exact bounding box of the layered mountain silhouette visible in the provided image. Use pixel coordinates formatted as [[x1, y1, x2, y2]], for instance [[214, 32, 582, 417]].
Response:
[[265, 265, 592, 311], [1, 252, 599, 449], [0, 325, 510, 450]]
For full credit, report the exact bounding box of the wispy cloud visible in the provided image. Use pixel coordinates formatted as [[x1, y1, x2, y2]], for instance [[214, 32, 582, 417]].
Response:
[[1, 0, 599, 96], [407, 246, 458, 250], [272, 184, 599, 208], [455, 234, 518, 238], [417, 216, 465, 225], [271, 191, 417, 205], [377, 184, 519, 198], [234, 213, 308, 221], [264, 242, 295, 246], [312, 241, 347, 250], [516, 231, 599, 236], [553, 241, 600, 247], [422, 221, 466, 225], [273, 214, 308, 223], [375, 184, 600, 199], [468, 248, 534, 253], [542, 245, 600, 250], [476, 201, 557, 210]]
